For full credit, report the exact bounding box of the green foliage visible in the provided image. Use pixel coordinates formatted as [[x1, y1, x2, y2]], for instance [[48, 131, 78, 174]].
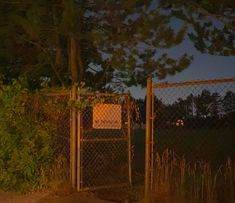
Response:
[[0, 0, 193, 89], [159, 0, 235, 56], [1, 1, 233, 89], [0, 78, 58, 192]]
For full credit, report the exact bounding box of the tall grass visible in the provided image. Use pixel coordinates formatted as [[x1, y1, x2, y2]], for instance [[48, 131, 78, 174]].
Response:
[[150, 149, 234, 203]]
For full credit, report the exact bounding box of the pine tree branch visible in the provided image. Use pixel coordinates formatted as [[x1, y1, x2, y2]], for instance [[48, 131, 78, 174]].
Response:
[[21, 37, 65, 87], [186, 1, 235, 30]]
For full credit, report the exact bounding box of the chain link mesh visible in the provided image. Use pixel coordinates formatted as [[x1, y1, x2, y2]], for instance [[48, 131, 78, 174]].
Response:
[[79, 93, 131, 189], [148, 79, 235, 202], [153, 80, 235, 165], [26, 91, 71, 183]]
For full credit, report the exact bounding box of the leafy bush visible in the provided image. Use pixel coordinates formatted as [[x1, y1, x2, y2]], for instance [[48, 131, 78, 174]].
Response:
[[0, 78, 57, 192]]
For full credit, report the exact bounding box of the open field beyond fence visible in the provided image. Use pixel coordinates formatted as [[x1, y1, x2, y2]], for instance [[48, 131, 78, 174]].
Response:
[[133, 129, 235, 203], [133, 129, 235, 164]]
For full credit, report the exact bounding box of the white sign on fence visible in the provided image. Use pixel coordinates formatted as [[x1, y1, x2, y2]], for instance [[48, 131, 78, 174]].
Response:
[[93, 103, 122, 129]]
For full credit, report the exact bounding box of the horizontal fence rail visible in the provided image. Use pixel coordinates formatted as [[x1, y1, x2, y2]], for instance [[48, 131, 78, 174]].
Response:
[[26, 92, 71, 186], [145, 77, 235, 202], [154, 77, 235, 88], [77, 92, 132, 191]]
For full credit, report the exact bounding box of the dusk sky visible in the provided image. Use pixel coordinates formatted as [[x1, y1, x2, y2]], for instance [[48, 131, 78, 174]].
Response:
[[129, 1, 235, 99], [130, 36, 235, 99]]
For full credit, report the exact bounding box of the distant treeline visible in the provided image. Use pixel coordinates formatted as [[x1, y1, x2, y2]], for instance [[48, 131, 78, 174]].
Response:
[[135, 89, 235, 129]]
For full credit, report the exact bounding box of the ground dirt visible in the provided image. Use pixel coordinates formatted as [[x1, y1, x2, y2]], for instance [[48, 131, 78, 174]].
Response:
[[0, 190, 115, 203]]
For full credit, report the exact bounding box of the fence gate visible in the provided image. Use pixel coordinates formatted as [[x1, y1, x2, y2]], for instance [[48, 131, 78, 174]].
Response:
[[145, 77, 235, 199], [71, 91, 132, 191]]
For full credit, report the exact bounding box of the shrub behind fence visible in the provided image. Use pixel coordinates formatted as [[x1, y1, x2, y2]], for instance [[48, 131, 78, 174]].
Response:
[[27, 90, 71, 188]]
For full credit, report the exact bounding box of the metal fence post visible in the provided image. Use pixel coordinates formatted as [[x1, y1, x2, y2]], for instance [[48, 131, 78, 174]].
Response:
[[71, 85, 77, 188], [77, 90, 81, 191], [127, 94, 132, 185], [150, 85, 155, 190], [145, 77, 152, 197]]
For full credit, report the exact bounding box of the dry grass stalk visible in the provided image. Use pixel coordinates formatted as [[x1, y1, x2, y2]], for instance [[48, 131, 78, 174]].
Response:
[[150, 149, 234, 203]]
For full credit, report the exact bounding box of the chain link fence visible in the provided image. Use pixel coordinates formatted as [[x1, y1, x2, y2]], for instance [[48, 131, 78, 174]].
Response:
[[153, 78, 235, 165], [79, 93, 131, 190], [25, 90, 132, 191], [1, 82, 133, 192], [145, 78, 235, 202], [26, 90, 71, 186]]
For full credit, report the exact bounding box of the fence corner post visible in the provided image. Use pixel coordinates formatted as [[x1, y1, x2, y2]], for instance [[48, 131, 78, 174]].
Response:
[[76, 87, 81, 192], [145, 77, 152, 198], [70, 85, 77, 189], [127, 93, 132, 186]]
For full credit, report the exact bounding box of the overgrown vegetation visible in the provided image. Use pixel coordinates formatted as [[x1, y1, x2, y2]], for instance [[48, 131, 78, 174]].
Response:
[[0, 78, 69, 192], [150, 149, 235, 203], [133, 129, 235, 203]]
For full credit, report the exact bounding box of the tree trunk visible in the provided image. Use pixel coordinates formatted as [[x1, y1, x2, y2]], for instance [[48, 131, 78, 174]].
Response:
[[70, 35, 78, 84], [53, 5, 64, 87], [77, 42, 84, 82], [54, 36, 63, 86], [55, 39, 62, 68]]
